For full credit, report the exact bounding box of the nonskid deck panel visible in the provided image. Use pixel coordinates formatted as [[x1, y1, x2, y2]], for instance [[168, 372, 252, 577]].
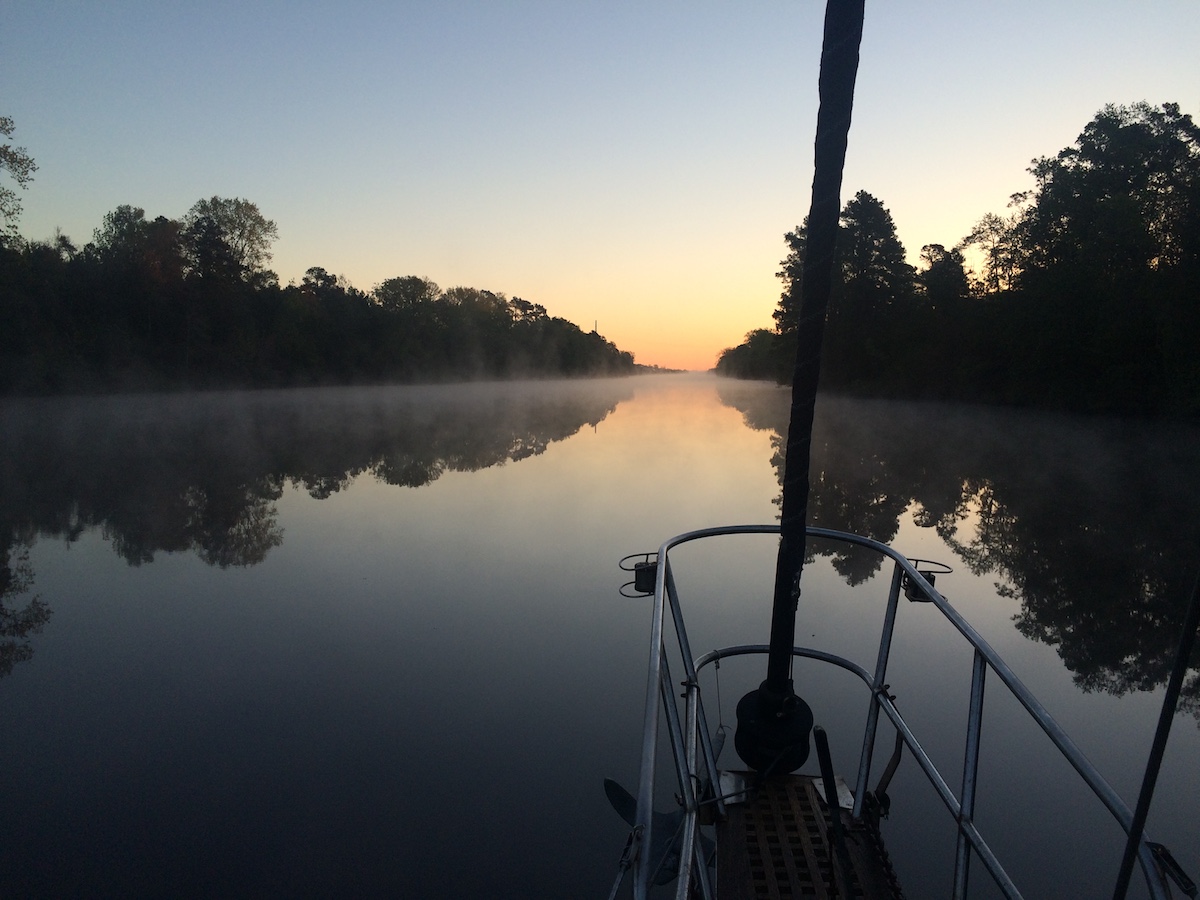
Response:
[[715, 773, 903, 900]]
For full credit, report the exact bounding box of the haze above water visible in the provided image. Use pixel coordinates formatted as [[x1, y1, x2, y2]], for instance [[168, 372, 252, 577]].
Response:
[[1, 375, 1196, 898]]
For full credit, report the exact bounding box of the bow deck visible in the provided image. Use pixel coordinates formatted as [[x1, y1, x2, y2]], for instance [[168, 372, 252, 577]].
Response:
[[716, 773, 903, 900]]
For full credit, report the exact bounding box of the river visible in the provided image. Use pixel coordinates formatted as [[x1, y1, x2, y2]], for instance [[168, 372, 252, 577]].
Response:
[[1, 374, 1196, 898]]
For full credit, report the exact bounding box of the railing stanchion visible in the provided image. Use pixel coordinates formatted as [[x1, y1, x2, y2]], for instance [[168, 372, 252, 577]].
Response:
[[628, 525, 1174, 900], [954, 649, 988, 898], [853, 560, 904, 818], [1114, 569, 1200, 900], [667, 566, 726, 821]]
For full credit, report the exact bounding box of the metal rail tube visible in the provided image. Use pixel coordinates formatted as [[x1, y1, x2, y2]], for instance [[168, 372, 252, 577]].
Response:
[[666, 567, 726, 821], [677, 682, 699, 900], [853, 560, 905, 818], [675, 624, 702, 900], [696, 644, 874, 686], [639, 526, 1168, 899], [954, 649, 988, 899], [872, 690, 1023, 898], [632, 541, 674, 900], [658, 650, 710, 897], [1114, 569, 1200, 900], [667, 570, 715, 900], [697, 644, 1026, 895], [676, 677, 714, 900], [805, 524, 1161, 885], [923, 582, 1139, 829], [660, 652, 694, 821]]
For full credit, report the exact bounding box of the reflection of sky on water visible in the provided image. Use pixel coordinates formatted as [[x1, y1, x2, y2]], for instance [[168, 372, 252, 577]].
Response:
[[1, 375, 783, 897], [2, 375, 1197, 898]]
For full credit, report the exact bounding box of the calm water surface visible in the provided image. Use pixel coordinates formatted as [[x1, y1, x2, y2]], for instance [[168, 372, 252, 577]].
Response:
[[1, 374, 1196, 898]]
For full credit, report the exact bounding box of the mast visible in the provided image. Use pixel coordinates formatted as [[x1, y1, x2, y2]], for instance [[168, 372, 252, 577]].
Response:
[[734, 0, 866, 774]]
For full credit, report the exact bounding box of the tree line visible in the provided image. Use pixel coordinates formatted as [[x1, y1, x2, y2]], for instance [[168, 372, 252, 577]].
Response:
[[0, 189, 635, 394], [717, 102, 1200, 416]]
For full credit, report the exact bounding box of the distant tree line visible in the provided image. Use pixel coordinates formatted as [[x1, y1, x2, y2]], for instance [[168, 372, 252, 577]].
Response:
[[717, 102, 1200, 416], [0, 191, 635, 393]]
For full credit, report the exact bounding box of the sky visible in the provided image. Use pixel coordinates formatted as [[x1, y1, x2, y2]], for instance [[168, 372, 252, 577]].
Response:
[[4, 1, 1199, 371]]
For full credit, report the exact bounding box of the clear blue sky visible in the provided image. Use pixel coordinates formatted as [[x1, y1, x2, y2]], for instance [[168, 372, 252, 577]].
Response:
[[4, 1, 1198, 369]]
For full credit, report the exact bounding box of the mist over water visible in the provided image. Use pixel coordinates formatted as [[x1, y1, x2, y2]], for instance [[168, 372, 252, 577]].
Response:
[[1, 375, 1196, 898], [0, 379, 634, 567]]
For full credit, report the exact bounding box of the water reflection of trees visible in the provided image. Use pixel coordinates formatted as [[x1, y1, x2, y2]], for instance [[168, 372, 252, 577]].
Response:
[[0, 537, 51, 677], [0, 380, 632, 675], [1, 381, 631, 567], [717, 381, 1200, 715]]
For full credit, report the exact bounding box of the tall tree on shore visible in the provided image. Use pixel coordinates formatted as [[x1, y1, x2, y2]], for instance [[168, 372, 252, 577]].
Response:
[[773, 220, 809, 337], [763, 192, 915, 384], [775, 192, 913, 333], [1016, 102, 1200, 278], [374, 276, 441, 311], [90, 205, 151, 263], [917, 243, 970, 306], [1004, 102, 1200, 409], [182, 197, 279, 280], [774, 191, 914, 385]]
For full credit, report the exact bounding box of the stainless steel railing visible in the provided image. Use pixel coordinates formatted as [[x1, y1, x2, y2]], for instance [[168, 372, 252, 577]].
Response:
[[629, 525, 1171, 900]]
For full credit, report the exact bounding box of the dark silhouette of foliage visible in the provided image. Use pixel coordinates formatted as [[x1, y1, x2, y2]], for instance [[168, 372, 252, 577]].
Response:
[[182, 196, 279, 281], [917, 244, 969, 306], [719, 102, 1200, 417], [718, 191, 918, 383], [714, 329, 783, 379], [0, 538, 51, 678], [0, 115, 37, 236], [0, 199, 635, 395], [731, 190, 917, 387]]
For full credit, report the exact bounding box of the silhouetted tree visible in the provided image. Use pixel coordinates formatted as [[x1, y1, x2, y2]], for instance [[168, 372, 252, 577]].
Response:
[[90, 205, 152, 265], [774, 220, 809, 338], [182, 196, 279, 281], [836, 190, 915, 316], [184, 215, 244, 285], [720, 102, 1200, 415], [715, 329, 782, 379], [770, 191, 916, 387], [1003, 102, 1200, 411], [374, 276, 440, 311], [0, 115, 36, 235], [0, 201, 634, 392], [917, 244, 969, 307]]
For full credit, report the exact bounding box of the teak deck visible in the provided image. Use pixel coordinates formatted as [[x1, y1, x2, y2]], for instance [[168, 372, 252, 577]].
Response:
[[715, 774, 904, 900]]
